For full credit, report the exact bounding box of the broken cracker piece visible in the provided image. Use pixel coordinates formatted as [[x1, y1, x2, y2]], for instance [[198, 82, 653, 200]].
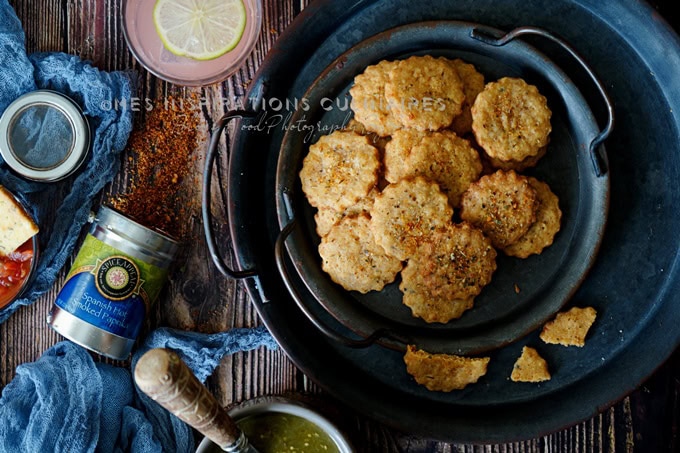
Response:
[[403, 345, 490, 392], [540, 306, 597, 347], [511, 346, 551, 382]]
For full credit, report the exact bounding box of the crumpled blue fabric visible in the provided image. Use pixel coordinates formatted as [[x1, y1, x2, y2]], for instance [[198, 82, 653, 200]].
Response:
[[0, 0, 134, 323], [0, 325, 278, 452]]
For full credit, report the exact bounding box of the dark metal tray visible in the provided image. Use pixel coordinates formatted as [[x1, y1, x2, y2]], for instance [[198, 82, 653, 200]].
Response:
[[207, 0, 680, 443], [273, 21, 611, 356]]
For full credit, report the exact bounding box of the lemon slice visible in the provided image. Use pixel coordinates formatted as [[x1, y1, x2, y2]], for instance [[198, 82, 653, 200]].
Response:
[[153, 0, 247, 61]]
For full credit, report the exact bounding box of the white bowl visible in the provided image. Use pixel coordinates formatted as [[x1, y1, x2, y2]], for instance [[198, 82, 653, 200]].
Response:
[[195, 396, 354, 453]]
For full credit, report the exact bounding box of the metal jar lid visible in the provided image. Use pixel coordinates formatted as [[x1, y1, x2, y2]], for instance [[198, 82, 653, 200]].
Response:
[[92, 205, 180, 267], [0, 90, 90, 182]]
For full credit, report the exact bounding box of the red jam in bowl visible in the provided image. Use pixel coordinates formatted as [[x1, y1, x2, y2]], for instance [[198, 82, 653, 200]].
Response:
[[0, 238, 35, 309]]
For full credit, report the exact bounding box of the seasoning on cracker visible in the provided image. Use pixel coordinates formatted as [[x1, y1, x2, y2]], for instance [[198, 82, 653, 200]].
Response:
[[383, 129, 482, 207], [511, 346, 551, 382], [370, 176, 453, 261], [460, 169, 539, 249], [0, 185, 39, 256], [404, 345, 490, 392], [299, 131, 380, 211], [540, 306, 597, 347], [385, 55, 466, 131], [318, 214, 402, 293], [471, 77, 552, 163], [399, 222, 496, 323]]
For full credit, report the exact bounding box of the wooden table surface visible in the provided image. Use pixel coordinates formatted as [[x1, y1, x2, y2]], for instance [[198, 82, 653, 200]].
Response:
[[1, 1, 679, 452]]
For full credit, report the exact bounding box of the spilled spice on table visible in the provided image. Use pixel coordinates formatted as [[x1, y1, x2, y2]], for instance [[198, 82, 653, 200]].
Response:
[[110, 94, 202, 240]]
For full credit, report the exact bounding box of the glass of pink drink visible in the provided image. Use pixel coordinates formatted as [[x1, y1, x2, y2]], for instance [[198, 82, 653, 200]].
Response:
[[123, 0, 262, 86]]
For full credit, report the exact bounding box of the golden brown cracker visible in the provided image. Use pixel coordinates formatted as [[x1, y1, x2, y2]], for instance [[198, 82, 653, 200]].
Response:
[[299, 131, 380, 211], [460, 170, 539, 249], [385, 55, 465, 131], [399, 223, 497, 316], [540, 306, 597, 347], [370, 177, 453, 261], [384, 129, 482, 207], [504, 177, 562, 258], [406, 131, 482, 207], [472, 77, 552, 162], [349, 61, 403, 137], [404, 345, 490, 391], [511, 346, 551, 382], [319, 214, 403, 293]]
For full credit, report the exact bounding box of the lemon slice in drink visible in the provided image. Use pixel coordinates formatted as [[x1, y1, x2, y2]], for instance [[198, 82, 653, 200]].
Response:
[[153, 0, 247, 61]]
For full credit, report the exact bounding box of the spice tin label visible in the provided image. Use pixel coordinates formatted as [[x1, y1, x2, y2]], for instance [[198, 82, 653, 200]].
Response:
[[54, 235, 168, 339]]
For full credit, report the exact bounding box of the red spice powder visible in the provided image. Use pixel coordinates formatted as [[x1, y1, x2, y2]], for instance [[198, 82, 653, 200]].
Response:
[[110, 94, 202, 240]]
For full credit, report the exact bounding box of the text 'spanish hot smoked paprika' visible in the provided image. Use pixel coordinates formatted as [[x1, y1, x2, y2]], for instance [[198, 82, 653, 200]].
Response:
[[48, 206, 178, 359]]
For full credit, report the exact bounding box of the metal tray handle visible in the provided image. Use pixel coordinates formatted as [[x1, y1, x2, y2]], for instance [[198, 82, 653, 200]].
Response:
[[202, 110, 259, 279], [275, 217, 407, 349], [471, 25, 614, 177]]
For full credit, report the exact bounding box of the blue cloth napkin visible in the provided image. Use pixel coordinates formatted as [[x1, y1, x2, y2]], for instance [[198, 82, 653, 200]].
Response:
[[0, 326, 278, 452], [0, 0, 134, 323]]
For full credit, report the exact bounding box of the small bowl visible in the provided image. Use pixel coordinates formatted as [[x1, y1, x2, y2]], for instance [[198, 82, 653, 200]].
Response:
[[122, 0, 263, 86], [0, 192, 39, 310], [195, 396, 353, 453]]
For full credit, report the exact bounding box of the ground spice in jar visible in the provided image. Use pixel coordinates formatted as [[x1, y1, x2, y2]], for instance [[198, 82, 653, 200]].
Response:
[[110, 94, 203, 240]]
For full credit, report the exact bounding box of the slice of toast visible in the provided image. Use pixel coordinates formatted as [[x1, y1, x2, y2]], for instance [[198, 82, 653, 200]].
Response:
[[0, 185, 38, 255]]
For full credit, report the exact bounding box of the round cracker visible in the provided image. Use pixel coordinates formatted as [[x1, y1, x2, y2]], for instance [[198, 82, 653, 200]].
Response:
[[370, 177, 453, 261], [472, 77, 552, 162], [385, 55, 465, 131], [299, 131, 380, 211], [460, 169, 539, 249], [399, 222, 497, 322], [349, 60, 403, 137], [407, 131, 482, 207], [504, 177, 562, 258], [319, 214, 403, 293]]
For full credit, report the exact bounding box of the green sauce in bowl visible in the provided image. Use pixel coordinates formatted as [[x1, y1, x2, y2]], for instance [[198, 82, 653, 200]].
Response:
[[237, 412, 340, 453]]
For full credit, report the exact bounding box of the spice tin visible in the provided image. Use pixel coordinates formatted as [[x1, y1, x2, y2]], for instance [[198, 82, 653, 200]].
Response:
[[0, 90, 90, 182], [47, 206, 178, 360]]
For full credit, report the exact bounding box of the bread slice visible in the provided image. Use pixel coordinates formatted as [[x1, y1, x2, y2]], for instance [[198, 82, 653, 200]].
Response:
[[0, 185, 38, 255]]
